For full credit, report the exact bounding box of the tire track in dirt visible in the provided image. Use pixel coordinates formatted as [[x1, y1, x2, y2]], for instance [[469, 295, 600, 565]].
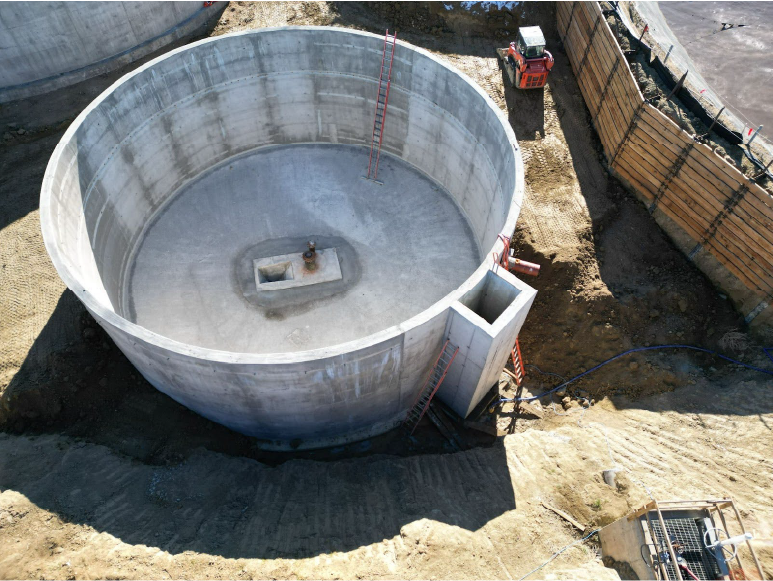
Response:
[[0, 428, 627, 579]]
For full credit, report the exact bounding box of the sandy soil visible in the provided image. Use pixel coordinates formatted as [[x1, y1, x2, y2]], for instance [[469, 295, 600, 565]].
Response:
[[1, 2, 772, 579]]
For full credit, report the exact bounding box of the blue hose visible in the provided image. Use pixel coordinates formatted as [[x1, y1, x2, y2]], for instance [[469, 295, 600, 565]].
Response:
[[495, 345, 773, 405]]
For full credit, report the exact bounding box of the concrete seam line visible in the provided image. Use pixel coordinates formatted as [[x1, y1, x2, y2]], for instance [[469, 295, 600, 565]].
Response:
[[77, 71, 501, 226]]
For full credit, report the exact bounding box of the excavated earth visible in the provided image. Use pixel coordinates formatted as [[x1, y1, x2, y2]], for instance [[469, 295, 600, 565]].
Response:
[[0, 2, 771, 579]]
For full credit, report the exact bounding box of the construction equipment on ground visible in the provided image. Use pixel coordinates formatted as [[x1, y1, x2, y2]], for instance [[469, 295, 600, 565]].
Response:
[[496, 26, 554, 89]]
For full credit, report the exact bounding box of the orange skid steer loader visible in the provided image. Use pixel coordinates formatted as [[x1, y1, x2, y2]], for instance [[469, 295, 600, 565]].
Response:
[[497, 26, 554, 89]]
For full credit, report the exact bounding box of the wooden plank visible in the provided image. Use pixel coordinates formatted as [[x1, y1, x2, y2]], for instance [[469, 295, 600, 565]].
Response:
[[636, 130, 733, 208], [711, 226, 773, 286], [463, 419, 506, 437], [705, 236, 773, 293], [572, 2, 636, 108], [541, 501, 585, 531], [667, 171, 728, 216], [639, 106, 773, 217], [556, 2, 570, 33], [563, 1, 646, 158], [572, 14, 639, 128], [732, 199, 773, 245], [619, 134, 730, 222], [628, 501, 657, 521], [594, 96, 626, 153], [612, 155, 659, 200], [518, 401, 545, 419], [693, 189, 773, 249], [564, 16, 605, 110], [623, 130, 679, 180], [558, 4, 635, 153], [583, 43, 637, 131], [637, 105, 695, 153], [614, 149, 661, 197], [562, 10, 584, 69], [658, 190, 721, 244], [698, 221, 773, 291], [689, 145, 753, 194], [616, 144, 684, 202], [612, 166, 756, 282], [634, 107, 745, 207], [575, 2, 643, 104], [584, 18, 642, 112], [703, 223, 773, 287], [648, 178, 773, 286], [632, 110, 743, 208], [737, 184, 773, 228], [618, 132, 773, 258], [690, 145, 773, 219], [614, 161, 714, 243], [426, 405, 461, 450]]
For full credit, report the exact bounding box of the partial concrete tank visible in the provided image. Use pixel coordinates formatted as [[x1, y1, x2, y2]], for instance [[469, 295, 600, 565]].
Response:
[[41, 27, 535, 449], [0, 1, 221, 102]]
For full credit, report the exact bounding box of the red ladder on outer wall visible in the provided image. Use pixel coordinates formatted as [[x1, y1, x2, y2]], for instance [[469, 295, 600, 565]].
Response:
[[511, 336, 525, 386], [366, 30, 397, 181]]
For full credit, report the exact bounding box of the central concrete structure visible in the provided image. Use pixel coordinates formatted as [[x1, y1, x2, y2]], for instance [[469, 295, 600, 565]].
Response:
[[41, 27, 535, 449]]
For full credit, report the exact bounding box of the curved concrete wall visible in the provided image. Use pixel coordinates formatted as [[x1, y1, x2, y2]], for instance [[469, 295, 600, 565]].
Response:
[[41, 27, 533, 448], [0, 1, 220, 103]]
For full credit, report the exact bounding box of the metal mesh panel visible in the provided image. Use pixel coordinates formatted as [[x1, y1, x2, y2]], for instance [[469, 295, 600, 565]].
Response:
[[649, 517, 722, 580]]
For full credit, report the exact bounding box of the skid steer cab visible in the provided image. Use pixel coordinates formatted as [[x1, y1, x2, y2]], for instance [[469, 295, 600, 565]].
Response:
[[498, 26, 554, 89]]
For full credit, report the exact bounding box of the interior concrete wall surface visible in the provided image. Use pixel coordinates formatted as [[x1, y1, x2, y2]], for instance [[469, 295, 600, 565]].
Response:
[[40, 27, 534, 448], [0, 1, 220, 102]]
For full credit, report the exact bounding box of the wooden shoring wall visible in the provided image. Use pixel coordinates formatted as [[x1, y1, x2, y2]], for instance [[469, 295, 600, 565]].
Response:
[[557, 1, 773, 329]]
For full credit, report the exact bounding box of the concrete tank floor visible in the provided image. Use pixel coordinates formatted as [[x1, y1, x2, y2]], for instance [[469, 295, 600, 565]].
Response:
[[123, 144, 481, 353]]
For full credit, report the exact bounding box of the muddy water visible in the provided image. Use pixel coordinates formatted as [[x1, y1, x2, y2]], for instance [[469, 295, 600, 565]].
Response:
[[660, 1, 773, 133]]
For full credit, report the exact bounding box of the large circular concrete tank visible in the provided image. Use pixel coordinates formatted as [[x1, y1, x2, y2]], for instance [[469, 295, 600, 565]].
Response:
[[41, 27, 534, 449], [0, 1, 220, 102]]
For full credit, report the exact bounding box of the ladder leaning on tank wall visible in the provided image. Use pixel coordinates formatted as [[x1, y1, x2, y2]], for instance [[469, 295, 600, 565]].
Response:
[[364, 30, 397, 183], [403, 339, 459, 434]]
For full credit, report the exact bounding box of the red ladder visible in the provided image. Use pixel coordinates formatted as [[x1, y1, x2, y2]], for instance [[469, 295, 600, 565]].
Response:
[[403, 339, 459, 435], [510, 336, 525, 386], [366, 30, 397, 181]]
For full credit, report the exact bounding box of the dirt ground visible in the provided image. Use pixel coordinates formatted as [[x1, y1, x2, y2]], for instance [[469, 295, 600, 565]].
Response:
[[1, 2, 772, 579]]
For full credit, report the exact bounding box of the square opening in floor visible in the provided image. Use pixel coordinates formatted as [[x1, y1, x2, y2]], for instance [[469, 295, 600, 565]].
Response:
[[257, 261, 294, 284]]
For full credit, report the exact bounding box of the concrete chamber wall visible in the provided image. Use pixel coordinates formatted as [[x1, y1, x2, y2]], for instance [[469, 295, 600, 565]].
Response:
[[41, 27, 534, 448], [0, 1, 221, 103]]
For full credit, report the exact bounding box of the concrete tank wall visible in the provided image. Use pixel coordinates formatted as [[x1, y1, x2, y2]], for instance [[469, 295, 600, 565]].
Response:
[[41, 27, 533, 448], [0, 1, 221, 102]]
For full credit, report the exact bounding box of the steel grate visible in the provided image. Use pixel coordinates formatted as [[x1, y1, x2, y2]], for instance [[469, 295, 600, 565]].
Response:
[[649, 517, 722, 580]]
